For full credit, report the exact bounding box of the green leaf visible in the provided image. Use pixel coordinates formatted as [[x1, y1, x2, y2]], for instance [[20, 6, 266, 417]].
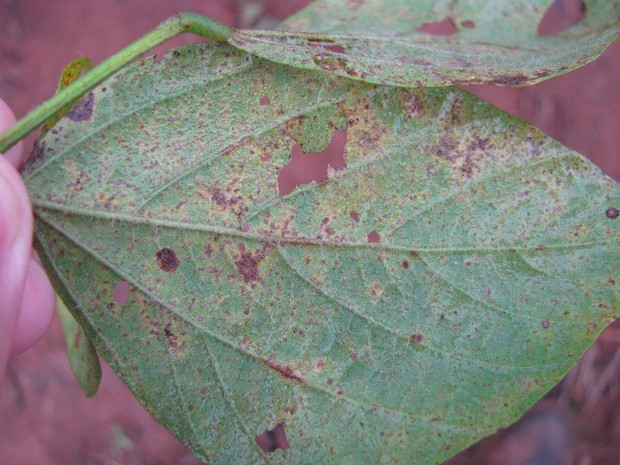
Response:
[[39, 57, 93, 137], [56, 292, 102, 397], [23, 44, 619, 464], [228, 0, 620, 86]]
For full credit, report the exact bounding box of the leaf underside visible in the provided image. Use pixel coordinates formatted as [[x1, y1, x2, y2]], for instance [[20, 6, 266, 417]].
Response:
[[24, 43, 619, 464], [229, 0, 620, 87], [56, 292, 102, 397]]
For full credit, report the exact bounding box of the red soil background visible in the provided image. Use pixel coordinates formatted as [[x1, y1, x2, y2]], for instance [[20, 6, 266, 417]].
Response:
[[0, 1, 619, 464]]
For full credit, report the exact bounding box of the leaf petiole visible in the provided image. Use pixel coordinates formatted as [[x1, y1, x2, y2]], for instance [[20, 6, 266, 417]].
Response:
[[0, 12, 232, 154]]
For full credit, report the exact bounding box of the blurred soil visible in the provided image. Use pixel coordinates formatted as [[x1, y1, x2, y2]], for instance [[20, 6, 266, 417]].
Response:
[[0, 1, 619, 464]]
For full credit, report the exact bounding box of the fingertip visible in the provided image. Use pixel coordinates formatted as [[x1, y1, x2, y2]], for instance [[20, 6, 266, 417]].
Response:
[[10, 252, 56, 356]]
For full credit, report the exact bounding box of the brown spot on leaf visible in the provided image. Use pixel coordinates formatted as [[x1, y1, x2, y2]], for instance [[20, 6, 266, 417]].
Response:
[[350, 210, 360, 222], [156, 248, 178, 273], [402, 260, 410, 269], [234, 245, 269, 285], [112, 280, 130, 305], [259, 96, 271, 106], [410, 332, 424, 345], [66, 92, 94, 121], [255, 424, 290, 453], [541, 321, 550, 329], [262, 355, 303, 382], [462, 20, 475, 28], [432, 133, 488, 181], [164, 323, 186, 354], [22, 140, 47, 170], [199, 182, 246, 220], [417, 17, 459, 35], [367, 230, 380, 243], [493, 74, 530, 87], [606, 207, 619, 219]]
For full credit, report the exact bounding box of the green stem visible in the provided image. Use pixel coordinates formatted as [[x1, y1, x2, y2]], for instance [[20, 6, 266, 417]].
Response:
[[0, 13, 232, 154]]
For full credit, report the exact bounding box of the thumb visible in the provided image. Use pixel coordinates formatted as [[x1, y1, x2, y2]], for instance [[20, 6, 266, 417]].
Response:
[[0, 155, 32, 381]]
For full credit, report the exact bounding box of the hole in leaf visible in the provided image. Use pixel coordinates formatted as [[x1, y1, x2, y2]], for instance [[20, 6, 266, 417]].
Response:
[[259, 96, 271, 106], [538, 0, 585, 36], [325, 44, 346, 53], [367, 230, 380, 243], [255, 424, 290, 453], [278, 130, 348, 196], [417, 17, 459, 36], [112, 280, 130, 304]]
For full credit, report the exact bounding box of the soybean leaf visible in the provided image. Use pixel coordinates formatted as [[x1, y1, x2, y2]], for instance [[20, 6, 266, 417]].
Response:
[[40, 56, 102, 398], [56, 293, 101, 397], [23, 44, 619, 464], [228, 0, 620, 86]]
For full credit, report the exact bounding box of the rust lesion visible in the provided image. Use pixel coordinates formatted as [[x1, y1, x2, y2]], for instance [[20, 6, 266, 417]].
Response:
[[261, 354, 303, 382], [66, 92, 95, 121], [429, 132, 493, 183], [156, 247, 179, 273], [163, 322, 187, 356], [197, 180, 247, 221], [234, 244, 271, 285]]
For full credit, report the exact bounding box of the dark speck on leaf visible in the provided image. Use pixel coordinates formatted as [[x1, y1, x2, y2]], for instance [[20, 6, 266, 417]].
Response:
[[402, 260, 410, 269], [410, 332, 424, 345], [255, 424, 290, 453], [156, 248, 178, 273], [606, 207, 619, 219], [541, 321, 550, 329], [350, 210, 360, 222], [259, 96, 271, 106]]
